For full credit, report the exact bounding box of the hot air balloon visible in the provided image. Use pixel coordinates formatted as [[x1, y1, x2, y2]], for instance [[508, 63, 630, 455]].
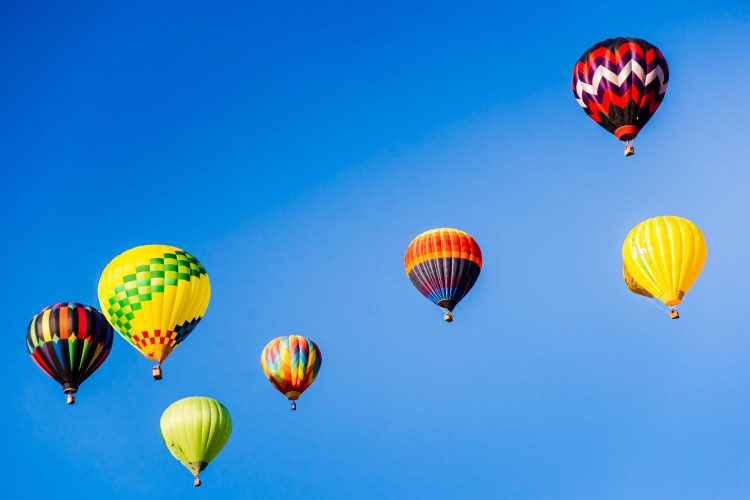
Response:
[[404, 228, 482, 322], [623, 263, 653, 298], [261, 335, 322, 411], [26, 303, 114, 404], [623, 216, 706, 319], [160, 396, 232, 487], [98, 245, 210, 380], [572, 37, 669, 156]]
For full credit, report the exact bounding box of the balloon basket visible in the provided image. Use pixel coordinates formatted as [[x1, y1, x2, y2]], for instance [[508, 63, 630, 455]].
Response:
[[66, 393, 75, 405], [152, 365, 163, 380], [670, 309, 679, 320], [194, 477, 201, 487], [290, 401, 297, 411], [624, 142, 635, 157], [444, 312, 453, 322]]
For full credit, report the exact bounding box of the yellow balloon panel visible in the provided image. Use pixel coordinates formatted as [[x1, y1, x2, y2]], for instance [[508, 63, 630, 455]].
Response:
[[98, 245, 210, 363], [623, 263, 653, 298], [622, 216, 706, 307]]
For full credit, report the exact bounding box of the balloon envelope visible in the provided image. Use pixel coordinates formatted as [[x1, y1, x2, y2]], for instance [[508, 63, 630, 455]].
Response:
[[160, 396, 232, 484], [98, 245, 210, 368], [622, 216, 706, 308], [572, 37, 668, 146], [26, 302, 114, 403], [404, 228, 482, 319], [261, 335, 322, 403]]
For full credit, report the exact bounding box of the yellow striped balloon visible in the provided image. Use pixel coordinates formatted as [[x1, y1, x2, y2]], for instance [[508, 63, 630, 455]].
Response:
[[622, 216, 706, 317], [98, 245, 210, 378]]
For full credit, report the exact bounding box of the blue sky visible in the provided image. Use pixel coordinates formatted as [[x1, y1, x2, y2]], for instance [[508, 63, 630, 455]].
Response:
[[3, 1, 750, 498]]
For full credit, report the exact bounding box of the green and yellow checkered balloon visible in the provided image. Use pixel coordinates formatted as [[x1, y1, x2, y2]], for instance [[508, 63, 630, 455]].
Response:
[[98, 245, 210, 372]]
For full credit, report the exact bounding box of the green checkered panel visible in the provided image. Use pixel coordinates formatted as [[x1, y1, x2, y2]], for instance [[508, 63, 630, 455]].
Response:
[[105, 250, 207, 341]]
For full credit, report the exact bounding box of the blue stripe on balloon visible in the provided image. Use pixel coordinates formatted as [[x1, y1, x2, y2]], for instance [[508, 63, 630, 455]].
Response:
[[427, 288, 465, 305]]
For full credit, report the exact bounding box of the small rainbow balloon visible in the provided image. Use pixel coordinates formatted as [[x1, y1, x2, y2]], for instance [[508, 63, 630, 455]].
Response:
[[260, 335, 322, 411]]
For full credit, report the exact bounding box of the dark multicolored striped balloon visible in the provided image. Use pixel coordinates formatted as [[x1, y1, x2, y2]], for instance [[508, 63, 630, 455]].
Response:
[[572, 37, 669, 155], [26, 303, 114, 404], [404, 228, 482, 322]]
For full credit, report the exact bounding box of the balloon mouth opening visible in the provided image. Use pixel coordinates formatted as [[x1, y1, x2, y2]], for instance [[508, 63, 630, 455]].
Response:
[[285, 391, 301, 401], [189, 462, 208, 475], [660, 291, 685, 307], [145, 347, 173, 364], [614, 125, 639, 141], [437, 299, 456, 311]]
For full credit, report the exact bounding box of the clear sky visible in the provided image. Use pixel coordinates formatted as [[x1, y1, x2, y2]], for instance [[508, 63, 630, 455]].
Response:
[[3, 1, 750, 499]]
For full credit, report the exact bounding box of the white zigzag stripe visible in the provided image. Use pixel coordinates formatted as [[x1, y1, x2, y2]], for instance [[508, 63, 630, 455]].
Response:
[[574, 63, 667, 108]]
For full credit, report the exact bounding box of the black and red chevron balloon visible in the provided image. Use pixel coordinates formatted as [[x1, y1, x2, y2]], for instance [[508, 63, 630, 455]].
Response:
[[572, 37, 669, 143]]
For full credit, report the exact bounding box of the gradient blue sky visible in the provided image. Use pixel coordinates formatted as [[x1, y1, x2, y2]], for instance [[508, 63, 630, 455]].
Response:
[[3, 1, 750, 499]]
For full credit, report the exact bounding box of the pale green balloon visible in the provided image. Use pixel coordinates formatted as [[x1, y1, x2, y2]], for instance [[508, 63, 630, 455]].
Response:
[[160, 396, 232, 485]]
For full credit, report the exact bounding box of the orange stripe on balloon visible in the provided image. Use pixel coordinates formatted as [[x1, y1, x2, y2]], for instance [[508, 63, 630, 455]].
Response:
[[59, 306, 69, 339], [405, 251, 482, 275]]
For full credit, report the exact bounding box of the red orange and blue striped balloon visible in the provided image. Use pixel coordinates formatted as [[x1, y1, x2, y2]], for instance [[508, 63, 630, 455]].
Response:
[[260, 335, 322, 410], [26, 302, 114, 404], [404, 228, 482, 321]]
